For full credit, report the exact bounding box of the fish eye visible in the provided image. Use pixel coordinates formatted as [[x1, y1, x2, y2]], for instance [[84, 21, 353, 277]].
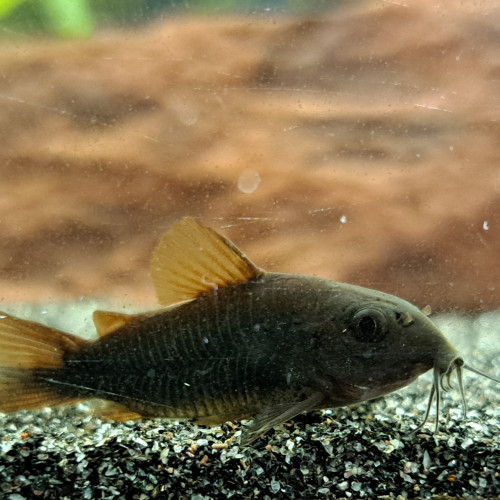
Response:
[[350, 308, 388, 342]]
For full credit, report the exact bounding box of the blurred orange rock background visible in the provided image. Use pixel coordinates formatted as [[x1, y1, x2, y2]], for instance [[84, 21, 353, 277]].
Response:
[[0, 0, 499, 311]]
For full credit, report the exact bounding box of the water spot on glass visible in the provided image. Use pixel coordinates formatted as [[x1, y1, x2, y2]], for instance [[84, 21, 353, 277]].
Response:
[[169, 97, 199, 126], [238, 170, 261, 194]]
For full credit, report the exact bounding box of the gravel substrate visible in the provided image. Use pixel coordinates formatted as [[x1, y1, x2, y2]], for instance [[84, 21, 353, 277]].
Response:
[[0, 305, 499, 499]]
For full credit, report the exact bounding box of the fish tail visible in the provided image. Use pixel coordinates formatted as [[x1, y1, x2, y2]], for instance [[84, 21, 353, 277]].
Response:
[[0, 311, 89, 412]]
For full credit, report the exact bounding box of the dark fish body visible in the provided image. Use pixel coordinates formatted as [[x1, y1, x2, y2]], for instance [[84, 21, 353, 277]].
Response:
[[0, 218, 497, 444], [59, 275, 442, 418]]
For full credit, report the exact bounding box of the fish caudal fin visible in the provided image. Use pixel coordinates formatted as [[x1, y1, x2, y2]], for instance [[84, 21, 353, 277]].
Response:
[[0, 311, 88, 413]]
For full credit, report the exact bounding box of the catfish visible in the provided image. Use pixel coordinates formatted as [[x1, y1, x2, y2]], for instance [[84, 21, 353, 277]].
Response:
[[0, 217, 497, 445]]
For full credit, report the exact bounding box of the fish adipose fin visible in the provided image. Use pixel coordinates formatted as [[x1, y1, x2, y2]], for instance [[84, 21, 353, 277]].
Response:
[[92, 310, 135, 337], [240, 392, 324, 446], [151, 217, 263, 306], [0, 311, 88, 412]]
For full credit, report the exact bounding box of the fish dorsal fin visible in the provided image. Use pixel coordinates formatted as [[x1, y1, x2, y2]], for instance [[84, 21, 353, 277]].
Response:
[[151, 217, 263, 306], [93, 310, 134, 337]]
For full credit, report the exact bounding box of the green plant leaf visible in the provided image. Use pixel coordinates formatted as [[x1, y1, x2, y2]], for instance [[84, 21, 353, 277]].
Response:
[[41, 0, 94, 38], [0, 0, 24, 19]]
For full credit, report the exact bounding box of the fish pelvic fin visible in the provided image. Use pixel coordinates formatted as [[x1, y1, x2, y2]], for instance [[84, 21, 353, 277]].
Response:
[[90, 400, 144, 422], [151, 217, 263, 306], [0, 311, 88, 412]]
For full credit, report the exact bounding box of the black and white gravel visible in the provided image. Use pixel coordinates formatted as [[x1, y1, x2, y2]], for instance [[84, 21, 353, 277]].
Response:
[[0, 305, 499, 499]]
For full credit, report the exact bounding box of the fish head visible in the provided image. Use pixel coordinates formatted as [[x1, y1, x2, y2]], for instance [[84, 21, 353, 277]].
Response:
[[313, 284, 464, 408]]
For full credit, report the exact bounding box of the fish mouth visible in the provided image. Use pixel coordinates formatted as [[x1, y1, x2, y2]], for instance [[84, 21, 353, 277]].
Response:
[[412, 356, 466, 434], [412, 353, 500, 434]]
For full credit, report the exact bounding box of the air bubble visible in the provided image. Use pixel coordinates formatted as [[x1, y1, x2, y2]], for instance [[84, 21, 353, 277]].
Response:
[[238, 170, 261, 194]]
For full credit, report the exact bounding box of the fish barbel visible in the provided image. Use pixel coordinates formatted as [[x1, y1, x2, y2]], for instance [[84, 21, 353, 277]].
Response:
[[0, 217, 498, 445]]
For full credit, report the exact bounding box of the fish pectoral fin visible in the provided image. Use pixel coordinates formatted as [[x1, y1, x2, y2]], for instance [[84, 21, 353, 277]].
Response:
[[92, 310, 137, 337], [240, 392, 324, 446], [150, 217, 263, 306], [91, 400, 144, 422]]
